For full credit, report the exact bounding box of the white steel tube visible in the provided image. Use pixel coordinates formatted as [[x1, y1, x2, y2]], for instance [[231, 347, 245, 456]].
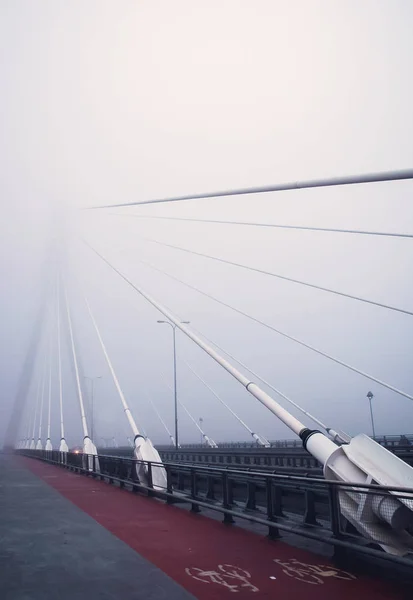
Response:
[[46, 330, 52, 441], [182, 357, 258, 438], [157, 368, 215, 446], [37, 348, 48, 442], [83, 295, 140, 438], [63, 280, 89, 439], [30, 373, 42, 442], [145, 391, 175, 446], [189, 323, 346, 443], [84, 242, 307, 438], [56, 273, 65, 440], [30, 373, 43, 449], [91, 168, 413, 209], [179, 399, 217, 448]]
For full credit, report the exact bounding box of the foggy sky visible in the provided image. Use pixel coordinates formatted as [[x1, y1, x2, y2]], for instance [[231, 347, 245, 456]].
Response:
[[1, 1, 413, 448]]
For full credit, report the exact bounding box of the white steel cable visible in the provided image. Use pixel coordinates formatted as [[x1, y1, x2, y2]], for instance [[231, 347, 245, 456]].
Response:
[[30, 371, 43, 447], [178, 399, 217, 448], [109, 212, 413, 240], [56, 272, 65, 441], [83, 240, 308, 437], [37, 345, 48, 444], [83, 294, 141, 438], [46, 313, 53, 443], [63, 278, 90, 439], [89, 168, 413, 209], [181, 356, 270, 445], [113, 254, 351, 439], [145, 390, 175, 446], [133, 255, 413, 403], [188, 323, 348, 442], [145, 237, 413, 318], [157, 367, 216, 447], [24, 403, 33, 445]]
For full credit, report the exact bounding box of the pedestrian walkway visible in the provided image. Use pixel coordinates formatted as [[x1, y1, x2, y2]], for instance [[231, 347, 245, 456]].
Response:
[[1, 455, 409, 599]]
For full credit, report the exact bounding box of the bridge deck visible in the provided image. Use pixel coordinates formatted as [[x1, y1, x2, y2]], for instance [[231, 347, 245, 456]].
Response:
[[1, 454, 408, 599]]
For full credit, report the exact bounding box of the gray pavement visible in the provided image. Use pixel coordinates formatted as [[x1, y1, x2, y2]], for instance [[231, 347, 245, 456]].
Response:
[[0, 454, 196, 600]]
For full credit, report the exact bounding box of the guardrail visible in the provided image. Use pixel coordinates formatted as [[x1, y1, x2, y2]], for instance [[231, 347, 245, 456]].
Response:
[[18, 449, 413, 574], [176, 434, 413, 449]]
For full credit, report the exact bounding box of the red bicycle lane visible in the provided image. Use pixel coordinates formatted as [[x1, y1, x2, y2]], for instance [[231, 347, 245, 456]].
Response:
[[21, 457, 409, 600]]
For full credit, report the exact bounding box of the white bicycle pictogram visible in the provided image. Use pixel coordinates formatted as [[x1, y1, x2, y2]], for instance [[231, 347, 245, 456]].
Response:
[[185, 563, 259, 593], [273, 558, 357, 585]]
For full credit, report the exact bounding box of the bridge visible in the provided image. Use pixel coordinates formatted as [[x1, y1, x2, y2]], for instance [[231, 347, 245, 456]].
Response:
[[3, 162, 413, 599], [2, 1, 413, 593]]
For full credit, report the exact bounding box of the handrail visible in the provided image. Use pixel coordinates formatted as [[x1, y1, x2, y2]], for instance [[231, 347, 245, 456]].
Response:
[[17, 449, 413, 571]]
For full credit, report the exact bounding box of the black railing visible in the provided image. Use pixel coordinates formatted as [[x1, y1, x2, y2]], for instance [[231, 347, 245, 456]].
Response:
[[17, 449, 413, 572]]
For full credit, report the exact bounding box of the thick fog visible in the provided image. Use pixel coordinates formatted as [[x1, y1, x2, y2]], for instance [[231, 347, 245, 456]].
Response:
[[1, 1, 413, 448]]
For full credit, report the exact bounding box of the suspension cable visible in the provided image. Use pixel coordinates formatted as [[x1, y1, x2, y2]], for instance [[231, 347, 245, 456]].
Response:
[[24, 400, 34, 445], [88, 168, 413, 209], [133, 255, 413, 403], [83, 294, 141, 438], [144, 390, 175, 446], [82, 239, 308, 437], [181, 356, 270, 446], [56, 272, 65, 441], [46, 322, 52, 442], [179, 399, 218, 448], [31, 368, 43, 445], [188, 322, 349, 442], [110, 213, 413, 240], [145, 237, 413, 318], [46, 276, 56, 445], [155, 366, 216, 447], [37, 343, 48, 444], [63, 277, 90, 439]]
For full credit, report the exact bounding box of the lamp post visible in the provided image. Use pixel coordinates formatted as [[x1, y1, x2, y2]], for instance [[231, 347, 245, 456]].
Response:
[[366, 391, 376, 439], [157, 320, 190, 449], [84, 376, 102, 441]]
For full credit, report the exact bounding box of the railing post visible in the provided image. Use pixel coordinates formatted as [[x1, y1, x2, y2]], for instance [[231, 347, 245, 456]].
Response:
[[206, 475, 215, 501], [328, 483, 347, 561], [131, 460, 139, 491], [222, 472, 235, 524], [190, 468, 200, 513], [273, 485, 284, 517], [303, 489, 318, 525], [328, 484, 342, 537], [147, 461, 154, 495], [108, 458, 114, 483], [166, 464, 174, 504], [178, 469, 185, 491], [118, 460, 125, 487], [266, 477, 281, 539], [245, 480, 257, 511]]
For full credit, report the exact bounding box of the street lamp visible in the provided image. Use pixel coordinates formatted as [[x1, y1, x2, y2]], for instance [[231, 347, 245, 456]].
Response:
[[157, 320, 190, 449], [84, 376, 102, 441], [366, 391, 376, 439]]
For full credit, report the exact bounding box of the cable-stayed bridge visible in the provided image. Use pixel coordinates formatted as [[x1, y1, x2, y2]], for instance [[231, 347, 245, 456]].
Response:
[[4, 168, 413, 597]]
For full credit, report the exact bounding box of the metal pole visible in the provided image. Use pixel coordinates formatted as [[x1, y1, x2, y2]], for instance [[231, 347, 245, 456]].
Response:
[[173, 325, 178, 450], [157, 320, 189, 449], [367, 391, 376, 438]]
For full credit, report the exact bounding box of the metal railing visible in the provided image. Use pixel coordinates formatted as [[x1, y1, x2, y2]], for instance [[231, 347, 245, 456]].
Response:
[[17, 449, 413, 573], [177, 433, 413, 449]]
